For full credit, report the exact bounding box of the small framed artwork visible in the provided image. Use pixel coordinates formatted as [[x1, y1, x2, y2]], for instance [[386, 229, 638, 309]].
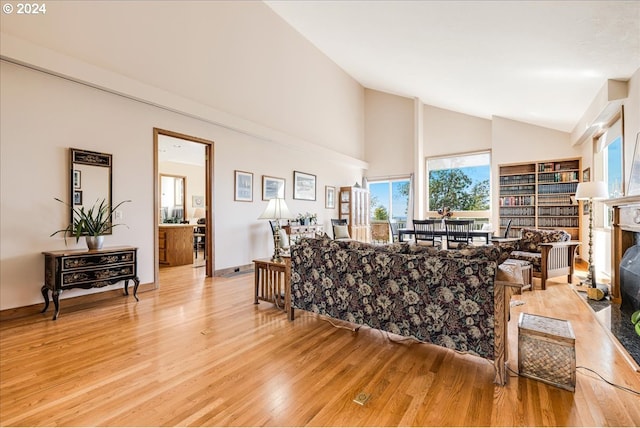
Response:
[[262, 175, 285, 200], [582, 167, 590, 182], [73, 190, 83, 206], [73, 170, 81, 189], [192, 195, 204, 208], [293, 171, 316, 201], [325, 186, 336, 209], [234, 170, 253, 202], [583, 201, 589, 215]]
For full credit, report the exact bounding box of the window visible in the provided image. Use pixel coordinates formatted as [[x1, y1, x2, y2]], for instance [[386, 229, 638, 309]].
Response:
[[426, 151, 491, 214], [368, 178, 410, 226], [594, 115, 624, 227]]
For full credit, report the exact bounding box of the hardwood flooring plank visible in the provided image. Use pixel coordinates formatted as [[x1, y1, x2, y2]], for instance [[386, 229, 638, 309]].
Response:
[[1, 265, 639, 426]]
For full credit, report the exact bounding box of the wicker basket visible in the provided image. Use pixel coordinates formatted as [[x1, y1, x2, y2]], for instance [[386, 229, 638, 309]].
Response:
[[518, 313, 576, 391]]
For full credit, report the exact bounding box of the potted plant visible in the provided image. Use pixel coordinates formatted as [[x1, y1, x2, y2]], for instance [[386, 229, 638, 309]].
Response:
[[50, 198, 130, 250], [632, 310, 640, 337]]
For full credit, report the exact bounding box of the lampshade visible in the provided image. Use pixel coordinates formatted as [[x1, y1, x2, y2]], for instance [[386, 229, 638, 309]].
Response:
[[258, 198, 293, 220], [193, 208, 206, 219], [575, 181, 608, 200]]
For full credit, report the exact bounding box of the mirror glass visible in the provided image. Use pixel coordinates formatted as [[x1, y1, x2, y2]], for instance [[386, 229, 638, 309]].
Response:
[[160, 174, 186, 223], [70, 148, 113, 233]]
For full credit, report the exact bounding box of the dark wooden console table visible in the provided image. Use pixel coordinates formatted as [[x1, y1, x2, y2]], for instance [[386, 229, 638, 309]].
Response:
[[41, 246, 139, 320]]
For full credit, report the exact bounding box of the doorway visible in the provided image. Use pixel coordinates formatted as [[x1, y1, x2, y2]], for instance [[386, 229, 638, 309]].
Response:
[[154, 128, 214, 283]]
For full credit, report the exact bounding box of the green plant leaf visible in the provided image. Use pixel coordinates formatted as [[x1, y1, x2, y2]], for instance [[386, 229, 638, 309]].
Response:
[[632, 310, 640, 325], [636, 321, 640, 337]]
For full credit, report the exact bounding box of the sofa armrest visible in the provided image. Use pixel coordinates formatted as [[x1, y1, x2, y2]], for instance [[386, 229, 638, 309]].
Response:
[[491, 237, 520, 244]]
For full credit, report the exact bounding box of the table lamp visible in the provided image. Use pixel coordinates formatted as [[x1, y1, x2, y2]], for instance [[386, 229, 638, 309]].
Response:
[[575, 181, 608, 290], [258, 198, 293, 262]]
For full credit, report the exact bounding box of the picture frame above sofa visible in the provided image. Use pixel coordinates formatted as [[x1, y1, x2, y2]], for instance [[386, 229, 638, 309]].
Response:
[[293, 170, 316, 201]]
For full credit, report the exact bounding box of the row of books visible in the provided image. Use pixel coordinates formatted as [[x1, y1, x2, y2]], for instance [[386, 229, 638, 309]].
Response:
[[538, 217, 579, 228], [538, 161, 579, 172], [537, 182, 579, 194], [538, 206, 579, 216], [499, 185, 535, 196], [500, 218, 535, 227], [499, 174, 536, 185], [499, 196, 535, 206], [537, 194, 573, 205], [538, 171, 579, 183], [499, 206, 535, 216]]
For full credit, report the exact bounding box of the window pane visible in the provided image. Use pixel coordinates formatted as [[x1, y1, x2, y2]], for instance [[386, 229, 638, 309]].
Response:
[[391, 180, 410, 222], [427, 153, 491, 212], [369, 182, 390, 220], [606, 136, 623, 198]]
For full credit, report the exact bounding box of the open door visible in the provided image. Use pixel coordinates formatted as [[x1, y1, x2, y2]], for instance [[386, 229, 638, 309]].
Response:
[[154, 128, 214, 284]]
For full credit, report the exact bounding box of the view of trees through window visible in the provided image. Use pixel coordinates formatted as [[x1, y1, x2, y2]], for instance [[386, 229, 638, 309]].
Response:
[[427, 152, 491, 212], [368, 179, 410, 222]]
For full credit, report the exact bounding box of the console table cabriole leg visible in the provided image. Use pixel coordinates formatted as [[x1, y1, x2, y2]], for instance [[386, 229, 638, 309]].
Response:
[[52, 289, 61, 321], [133, 277, 140, 301], [40, 286, 49, 313], [124, 279, 130, 296]]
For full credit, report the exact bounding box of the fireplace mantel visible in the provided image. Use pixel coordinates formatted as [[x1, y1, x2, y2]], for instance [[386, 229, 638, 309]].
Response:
[[605, 195, 640, 303]]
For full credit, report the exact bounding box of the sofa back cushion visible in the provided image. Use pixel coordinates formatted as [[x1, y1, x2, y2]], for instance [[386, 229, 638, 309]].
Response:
[[291, 238, 499, 359], [517, 228, 570, 253]]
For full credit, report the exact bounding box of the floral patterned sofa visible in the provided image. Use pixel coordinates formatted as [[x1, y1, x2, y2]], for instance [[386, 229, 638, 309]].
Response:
[[289, 237, 514, 385], [502, 228, 579, 289]]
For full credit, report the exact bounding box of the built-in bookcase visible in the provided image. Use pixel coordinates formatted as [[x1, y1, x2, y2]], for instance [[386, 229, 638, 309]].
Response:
[[498, 158, 581, 240]]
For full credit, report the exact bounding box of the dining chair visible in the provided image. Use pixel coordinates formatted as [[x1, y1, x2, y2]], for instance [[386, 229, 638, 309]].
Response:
[[444, 219, 473, 249], [388, 219, 399, 243], [412, 219, 442, 248]]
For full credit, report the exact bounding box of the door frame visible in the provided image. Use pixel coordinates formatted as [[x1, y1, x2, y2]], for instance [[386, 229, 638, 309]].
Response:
[[153, 128, 214, 281]]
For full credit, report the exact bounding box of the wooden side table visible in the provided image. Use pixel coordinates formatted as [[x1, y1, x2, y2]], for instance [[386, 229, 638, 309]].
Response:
[[253, 257, 291, 318]]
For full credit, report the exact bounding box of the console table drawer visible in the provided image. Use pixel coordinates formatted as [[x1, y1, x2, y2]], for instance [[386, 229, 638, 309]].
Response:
[[61, 250, 136, 270], [62, 264, 136, 287]]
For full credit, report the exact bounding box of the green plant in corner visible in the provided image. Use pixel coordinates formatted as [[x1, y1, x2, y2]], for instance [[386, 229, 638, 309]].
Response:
[[632, 310, 640, 337], [50, 198, 130, 244]]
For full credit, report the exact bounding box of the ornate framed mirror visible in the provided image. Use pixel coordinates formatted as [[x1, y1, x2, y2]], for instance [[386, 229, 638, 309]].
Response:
[[69, 148, 113, 233]]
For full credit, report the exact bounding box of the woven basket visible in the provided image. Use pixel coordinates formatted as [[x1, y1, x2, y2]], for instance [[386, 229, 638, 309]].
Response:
[[518, 313, 576, 391]]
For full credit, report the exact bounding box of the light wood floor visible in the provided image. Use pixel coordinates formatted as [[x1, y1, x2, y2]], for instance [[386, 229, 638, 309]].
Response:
[[1, 263, 639, 426]]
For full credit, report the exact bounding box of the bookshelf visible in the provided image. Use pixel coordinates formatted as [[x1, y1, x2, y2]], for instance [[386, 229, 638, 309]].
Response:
[[499, 158, 581, 240], [339, 186, 371, 242]]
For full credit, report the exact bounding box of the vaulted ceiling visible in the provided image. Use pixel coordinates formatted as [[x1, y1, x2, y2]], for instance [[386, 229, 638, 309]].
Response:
[[266, 1, 640, 132]]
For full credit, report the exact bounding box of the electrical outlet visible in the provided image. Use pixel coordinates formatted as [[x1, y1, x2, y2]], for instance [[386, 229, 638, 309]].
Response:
[[114, 210, 123, 220]]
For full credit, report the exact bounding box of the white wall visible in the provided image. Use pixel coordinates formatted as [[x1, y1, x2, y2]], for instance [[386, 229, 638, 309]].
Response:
[[0, 1, 366, 311], [424, 106, 492, 157], [364, 89, 414, 178]]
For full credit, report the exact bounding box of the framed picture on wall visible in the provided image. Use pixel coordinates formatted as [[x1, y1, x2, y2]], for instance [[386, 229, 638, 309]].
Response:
[[73, 170, 81, 189], [325, 186, 335, 209], [262, 175, 285, 200], [582, 167, 590, 182], [234, 170, 253, 202], [293, 171, 316, 201], [192, 195, 204, 208], [73, 190, 83, 206]]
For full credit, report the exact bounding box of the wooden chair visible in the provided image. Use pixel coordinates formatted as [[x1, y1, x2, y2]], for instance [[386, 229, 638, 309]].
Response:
[[444, 219, 473, 249], [413, 219, 442, 248], [388, 219, 399, 243], [331, 219, 350, 240]]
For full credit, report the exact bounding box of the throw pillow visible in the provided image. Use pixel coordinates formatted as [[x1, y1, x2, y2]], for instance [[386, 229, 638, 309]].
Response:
[[277, 228, 290, 249], [334, 225, 350, 239]]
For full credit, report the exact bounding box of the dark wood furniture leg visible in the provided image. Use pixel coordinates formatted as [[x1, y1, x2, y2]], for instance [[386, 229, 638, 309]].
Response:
[[40, 285, 49, 314]]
